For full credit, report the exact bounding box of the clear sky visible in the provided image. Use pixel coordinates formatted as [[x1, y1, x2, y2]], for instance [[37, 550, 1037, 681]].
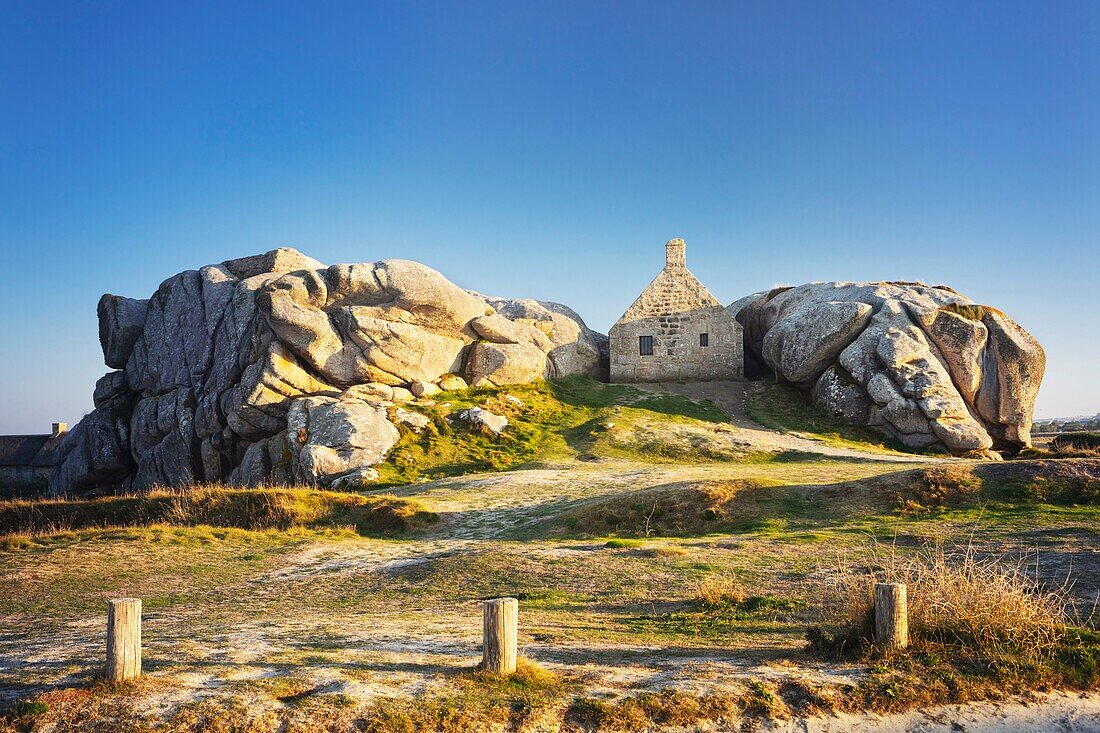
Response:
[[1, 1, 1098, 434]]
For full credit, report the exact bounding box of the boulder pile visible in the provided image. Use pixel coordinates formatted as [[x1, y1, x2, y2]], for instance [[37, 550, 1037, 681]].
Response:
[[735, 282, 1045, 457], [51, 249, 608, 494]]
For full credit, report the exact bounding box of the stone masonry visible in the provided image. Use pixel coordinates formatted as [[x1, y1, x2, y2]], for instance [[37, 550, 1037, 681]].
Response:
[[609, 239, 743, 382]]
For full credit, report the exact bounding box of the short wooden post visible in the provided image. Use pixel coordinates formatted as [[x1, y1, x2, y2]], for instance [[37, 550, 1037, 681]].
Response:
[[482, 597, 518, 674], [106, 598, 141, 681], [874, 583, 908, 650]]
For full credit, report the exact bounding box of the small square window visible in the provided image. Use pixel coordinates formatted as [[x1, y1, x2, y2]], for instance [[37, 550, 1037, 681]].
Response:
[[699, 333, 709, 347], [639, 335, 654, 356]]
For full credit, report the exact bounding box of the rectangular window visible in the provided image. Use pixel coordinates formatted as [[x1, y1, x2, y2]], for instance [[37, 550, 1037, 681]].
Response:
[[639, 335, 654, 356], [699, 333, 709, 347]]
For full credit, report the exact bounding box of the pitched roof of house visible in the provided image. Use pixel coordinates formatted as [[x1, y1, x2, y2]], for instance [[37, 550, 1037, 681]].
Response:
[[0, 433, 66, 467], [615, 263, 723, 325]]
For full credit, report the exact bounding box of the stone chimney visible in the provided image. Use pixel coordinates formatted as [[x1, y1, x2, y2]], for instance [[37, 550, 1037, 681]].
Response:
[[52, 422, 68, 437], [665, 238, 686, 269]]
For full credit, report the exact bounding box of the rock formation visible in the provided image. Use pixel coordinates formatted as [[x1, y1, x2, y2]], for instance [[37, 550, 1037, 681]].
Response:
[[734, 282, 1044, 457], [50, 249, 608, 495]]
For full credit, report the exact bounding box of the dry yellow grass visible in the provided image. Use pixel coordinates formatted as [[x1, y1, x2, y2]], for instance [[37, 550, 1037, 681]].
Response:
[[811, 541, 1074, 659], [695, 573, 746, 608]]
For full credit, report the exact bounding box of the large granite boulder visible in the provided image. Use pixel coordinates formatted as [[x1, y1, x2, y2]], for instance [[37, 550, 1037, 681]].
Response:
[[735, 282, 1044, 456], [50, 249, 606, 495]]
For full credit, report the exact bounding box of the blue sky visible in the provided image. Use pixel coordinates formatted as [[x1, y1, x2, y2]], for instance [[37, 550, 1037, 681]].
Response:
[[1, 1, 1098, 433]]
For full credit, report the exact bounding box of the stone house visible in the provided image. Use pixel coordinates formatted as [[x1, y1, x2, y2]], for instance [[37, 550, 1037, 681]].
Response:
[[0, 423, 67, 494], [609, 239, 743, 382]]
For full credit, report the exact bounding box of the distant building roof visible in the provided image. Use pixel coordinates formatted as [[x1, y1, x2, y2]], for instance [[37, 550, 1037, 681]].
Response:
[[0, 432, 66, 468]]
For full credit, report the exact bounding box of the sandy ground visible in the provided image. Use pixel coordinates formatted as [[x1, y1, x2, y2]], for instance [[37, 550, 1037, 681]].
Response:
[[774, 691, 1100, 732]]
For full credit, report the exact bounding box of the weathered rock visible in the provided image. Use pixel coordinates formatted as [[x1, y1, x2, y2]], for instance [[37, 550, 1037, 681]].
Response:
[[980, 310, 1046, 449], [460, 407, 509, 435], [93, 371, 132, 409], [470, 313, 554, 352], [737, 281, 1043, 455], [482, 297, 607, 379], [410, 380, 441, 398], [390, 386, 414, 402], [286, 396, 399, 484], [762, 300, 872, 385], [222, 247, 325, 280], [437, 374, 469, 392], [129, 386, 199, 490], [98, 295, 148, 370], [911, 306, 987, 403], [53, 248, 605, 493], [812, 365, 871, 424], [226, 341, 342, 440], [466, 341, 548, 386], [227, 431, 293, 487], [48, 404, 135, 497], [341, 312, 468, 386], [329, 467, 380, 489], [392, 408, 432, 433]]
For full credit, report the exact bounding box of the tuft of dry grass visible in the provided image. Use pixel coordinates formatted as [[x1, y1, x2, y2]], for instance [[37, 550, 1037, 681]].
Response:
[[809, 541, 1074, 661], [696, 573, 746, 608], [741, 679, 790, 719], [939, 302, 987, 322]]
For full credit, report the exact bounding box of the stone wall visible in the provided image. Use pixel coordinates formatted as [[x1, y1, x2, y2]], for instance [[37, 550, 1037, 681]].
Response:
[[609, 239, 743, 382], [610, 306, 742, 382]]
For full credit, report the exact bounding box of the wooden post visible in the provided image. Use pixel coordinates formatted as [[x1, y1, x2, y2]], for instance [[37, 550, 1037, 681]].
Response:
[[482, 597, 518, 674], [106, 598, 141, 681], [874, 583, 908, 650]]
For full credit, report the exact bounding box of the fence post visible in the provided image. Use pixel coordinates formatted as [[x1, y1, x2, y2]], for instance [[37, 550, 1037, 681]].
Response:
[[482, 597, 518, 674], [874, 583, 908, 650], [106, 598, 142, 681]]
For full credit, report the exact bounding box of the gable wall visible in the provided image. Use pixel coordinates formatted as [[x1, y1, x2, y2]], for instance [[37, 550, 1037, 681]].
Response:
[[610, 266, 743, 382]]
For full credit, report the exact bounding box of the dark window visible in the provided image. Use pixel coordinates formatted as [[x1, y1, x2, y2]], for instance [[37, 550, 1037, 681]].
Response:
[[699, 333, 709, 347], [639, 335, 654, 356]]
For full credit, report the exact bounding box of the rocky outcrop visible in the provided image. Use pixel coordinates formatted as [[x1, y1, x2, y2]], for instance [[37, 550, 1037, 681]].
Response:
[[50, 249, 606, 495], [735, 282, 1044, 456]]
